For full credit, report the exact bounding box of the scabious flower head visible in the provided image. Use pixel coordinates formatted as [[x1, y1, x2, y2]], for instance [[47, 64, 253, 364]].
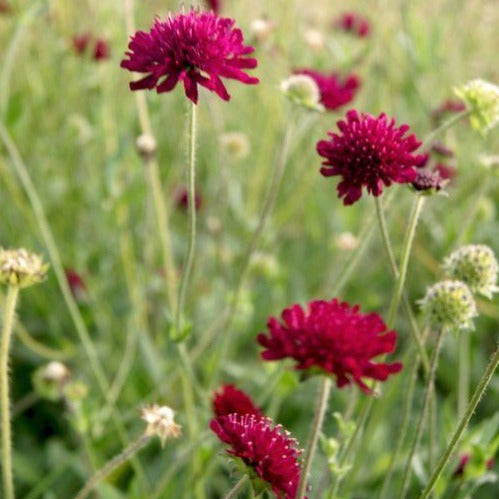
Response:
[[175, 186, 203, 211], [443, 245, 498, 299], [334, 12, 371, 37], [317, 110, 426, 205], [411, 169, 447, 194], [121, 9, 259, 104], [136, 133, 157, 158], [93, 38, 110, 61], [72, 33, 92, 54], [0, 248, 48, 288], [454, 79, 499, 134], [280, 74, 324, 111], [295, 69, 360, 111], [65, 268, 87, 303], [419, 280, 477, 331], [140, 404, 182, 446], [257, 298, 403, 393], [212, 384, 263, 418], [210, 414, 303, 498]]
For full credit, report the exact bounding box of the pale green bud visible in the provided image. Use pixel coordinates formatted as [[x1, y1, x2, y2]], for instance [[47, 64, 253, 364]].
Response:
[[419, 280, 477, 331], [0, 248, 48, 288], [454, 79, 499, 135], [443, 245, 498, 299], [280, 74, 324, 111]]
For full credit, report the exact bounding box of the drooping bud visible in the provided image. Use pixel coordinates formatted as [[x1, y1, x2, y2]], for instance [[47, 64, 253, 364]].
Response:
[[419, 280, 477, 331], [454, 79, 499, 134], [0, 248, 48, 288], [443, 245, 498, 299]]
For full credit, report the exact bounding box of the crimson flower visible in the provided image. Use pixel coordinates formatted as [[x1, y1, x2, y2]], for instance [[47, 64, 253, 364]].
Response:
[[212, 384, 262, 418], [65, 268, 87, 303], [205, 0, 221, 13], [257, 298, 402, 393], [295, 69, 360, 111], [435, 162, 456, 182], [317, 109, 425, 205], [72, 33, 92, 54], [120, 9, 258, 104], [334, 12, 371, 38], [93, 38, 110, 61], [175, 186, 203, 211], [210, 414, 303, 498]]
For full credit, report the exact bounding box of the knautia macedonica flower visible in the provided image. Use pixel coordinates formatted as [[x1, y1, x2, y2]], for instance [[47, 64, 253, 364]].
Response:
[[443, 245, 498, 299], [317, 110, 426, 205], [295, 69, 360, 111], [121, 9, 259, 104], [333, 12, 371, 38], [0, 248, 48, 288], [212, 384, 263, 418], [140, 404, 182, 447], [454, 79, 499, 134], [280, 74, 323, 111], [257, 298, 403, 393], [210, 414, 303, 498], [419, 280, 477, 331]]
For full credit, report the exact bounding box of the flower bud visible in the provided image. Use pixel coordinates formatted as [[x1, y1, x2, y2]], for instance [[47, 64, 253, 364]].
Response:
[[136, 133, 157, 158], [219, 132, 250, 160], [280, 74, 324, 111], [443, 245, 498, 299], [249, 18, 276, 44], [0, 248, 48, 288], [33, 362, 71, 401], [140, 404, 182, 446], [454, 79, 499, 134], [419, 280, 477, 331]]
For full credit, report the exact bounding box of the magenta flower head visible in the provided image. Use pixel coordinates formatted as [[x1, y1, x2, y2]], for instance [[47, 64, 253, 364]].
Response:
[[295, 69, 360, 111], [317, 110, 426, 205], [334, 12, 371, 38], [212, 384, 263, 418], [257, 298, 402, 394], [210, 414, 303, 498], [120, 9, 259, 104]]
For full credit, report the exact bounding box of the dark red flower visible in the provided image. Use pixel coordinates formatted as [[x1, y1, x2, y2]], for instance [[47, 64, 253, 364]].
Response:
[[434, 162, 456, 181], [72, 33, 92, 54], [175, 186, 203, 211], [317, 110, 425, 205], [205, 0, 221, 13], [213, 384, 263, 418], [453, 454, 470, 477], [295, 69, 360, 111], [411, 169, 445, 192], [93, 38, 110, 61], [432, 99, 467, 123], [121, 9, 258, 104], [257, 298, 402, 393], [334, 12, 371, 38], [210, 414, 303, 498], [65, 268, 87, 303]]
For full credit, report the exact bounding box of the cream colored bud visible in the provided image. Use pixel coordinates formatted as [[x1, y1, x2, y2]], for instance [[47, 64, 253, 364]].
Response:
[[219, 132, 250, 160], [136, 133, 157, 158], [0, 248, 48, 288], [303, 28, 324, 50], [140, 404, 182, 447], [250, 18, 275, 44], [335, 232, 359, 251], [280, 74, 324, 111]]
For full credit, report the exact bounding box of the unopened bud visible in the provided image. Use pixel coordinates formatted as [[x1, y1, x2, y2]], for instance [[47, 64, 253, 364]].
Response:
[[136, 133, 157, 158], [280, 74, 324, 111]]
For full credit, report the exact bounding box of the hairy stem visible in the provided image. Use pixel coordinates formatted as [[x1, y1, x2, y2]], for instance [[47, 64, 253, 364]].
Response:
[[1, 286, 19, 499], [297, 377, 332, 499], [224, 475, 248, 499]]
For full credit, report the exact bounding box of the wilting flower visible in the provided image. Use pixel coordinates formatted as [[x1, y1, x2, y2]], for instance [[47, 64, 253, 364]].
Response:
[[93, 38, 110, 61], [121, 9, 259, 104], [0, 248, 48, 288], [443, 245, 498, 299], [212, 384, 263, 418], [210, 414, 303, 498], [454, 79, 499, 134], [280, 74, 323, 111], [175, 186, 203, 211], [72, 33, 92, 54], [140, 404, 182, 446], [295, 69, 360, 111], [257, 298, 403, 393], [334, 12, 371, 38], [419, 280, 477, 331], [317, 110, 425, 205]]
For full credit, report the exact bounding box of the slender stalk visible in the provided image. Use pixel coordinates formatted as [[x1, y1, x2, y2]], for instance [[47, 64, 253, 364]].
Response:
[[458, 333, 469, 418], [297, 378, 332, 499], [421, 110, 471, 148], [224, 475, 248, 499], [429, 384, 437, 473], [174, 101, 198, 340], [75, 433, 151, 499], [420, 342, 499, 499], [374, 196, 398, 278], [399, 329, 445, 498], [1, 286, 19, 499], [386, 195, 425, 328]]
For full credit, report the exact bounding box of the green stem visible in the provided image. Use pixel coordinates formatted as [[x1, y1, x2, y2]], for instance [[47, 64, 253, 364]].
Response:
[[399, 329, 445, 498], [1, 285, 19, 499], [297, 378, 332, 499], [420, 342, 499, 499], [386, 195, 425, 328], [74, 433, 151, 499], [174, 101, 197, 340], [224, 475, 248, 499], [458, 333, 469, 418], [421, 109, 471, 148]]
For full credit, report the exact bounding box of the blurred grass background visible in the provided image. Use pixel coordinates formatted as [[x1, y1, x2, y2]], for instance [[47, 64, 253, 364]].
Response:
[[0, 0, 498, 497]]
